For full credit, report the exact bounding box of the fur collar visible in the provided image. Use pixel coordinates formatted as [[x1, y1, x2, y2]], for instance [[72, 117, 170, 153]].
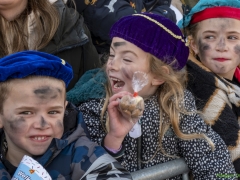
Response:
[[189, 55, 240, 109]]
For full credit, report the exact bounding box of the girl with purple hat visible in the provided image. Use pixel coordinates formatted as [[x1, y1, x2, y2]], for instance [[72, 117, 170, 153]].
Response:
[[179, 0, 240, 174], [68, 13, 236, 179]]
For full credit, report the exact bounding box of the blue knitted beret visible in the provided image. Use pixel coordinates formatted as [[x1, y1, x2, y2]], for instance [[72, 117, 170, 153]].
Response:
[[0, 51, 73, 87], [110, 13, 189, 70], [178, 0, 240, 29]]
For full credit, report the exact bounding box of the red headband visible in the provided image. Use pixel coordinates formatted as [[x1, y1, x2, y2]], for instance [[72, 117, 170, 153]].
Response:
[[191, 6, 240, 24]]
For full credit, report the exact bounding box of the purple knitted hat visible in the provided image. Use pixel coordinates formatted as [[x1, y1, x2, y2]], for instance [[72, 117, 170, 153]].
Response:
[[110, 13, 189, 70]]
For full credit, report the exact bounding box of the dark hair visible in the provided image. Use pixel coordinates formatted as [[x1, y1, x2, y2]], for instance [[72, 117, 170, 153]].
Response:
[[185, 23, 199, 40]]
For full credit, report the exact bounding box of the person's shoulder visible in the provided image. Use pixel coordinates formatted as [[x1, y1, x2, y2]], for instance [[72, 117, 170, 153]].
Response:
[[179, 90, 209, 134], [63, 102, 79, 134], [78, 98, 105, 117], [67, 68, 107, 105], [0, 161, 11, 179], [183, 89, 196, 111], [52, 0, 65, 9]]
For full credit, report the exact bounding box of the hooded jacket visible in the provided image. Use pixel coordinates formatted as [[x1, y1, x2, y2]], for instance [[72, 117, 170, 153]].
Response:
[[41, 0, 101, 91], [0, 103, 132, 180]]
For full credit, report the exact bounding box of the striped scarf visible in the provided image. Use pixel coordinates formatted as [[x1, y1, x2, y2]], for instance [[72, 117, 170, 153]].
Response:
[[186, 54, 240, 174]]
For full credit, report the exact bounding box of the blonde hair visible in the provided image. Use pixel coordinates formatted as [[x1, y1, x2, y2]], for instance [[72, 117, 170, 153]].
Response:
[[0, 0, 60, 57], [100, 54, 214, 158]]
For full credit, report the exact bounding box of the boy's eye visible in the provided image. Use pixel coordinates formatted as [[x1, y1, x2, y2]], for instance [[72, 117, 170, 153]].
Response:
[[48, 111, 59, 114], [20, 111, 32, 115]]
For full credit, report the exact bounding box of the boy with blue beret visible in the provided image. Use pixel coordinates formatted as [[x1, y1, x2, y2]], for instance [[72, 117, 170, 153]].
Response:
[[0, 50, 132, 179]]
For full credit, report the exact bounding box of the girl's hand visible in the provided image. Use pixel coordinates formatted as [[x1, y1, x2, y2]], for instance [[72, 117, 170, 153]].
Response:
[[104, 91, 138, 149]]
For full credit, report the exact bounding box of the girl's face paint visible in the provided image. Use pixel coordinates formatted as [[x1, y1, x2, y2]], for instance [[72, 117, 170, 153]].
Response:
[[192, 18, 240, 80], [0, 78, 65, 165], [106, 37, 158, 98]]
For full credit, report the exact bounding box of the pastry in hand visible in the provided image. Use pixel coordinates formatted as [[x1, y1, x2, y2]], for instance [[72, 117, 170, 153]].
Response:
[[119, 95, 144, 119]]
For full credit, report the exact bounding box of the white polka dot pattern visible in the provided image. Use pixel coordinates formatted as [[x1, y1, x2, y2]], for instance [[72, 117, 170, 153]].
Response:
[[79, 90, 236, 179]]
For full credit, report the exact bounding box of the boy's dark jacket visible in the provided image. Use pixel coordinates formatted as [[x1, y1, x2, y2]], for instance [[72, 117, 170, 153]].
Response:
[[41, 0, 101, 91], [0, 103, 132, 179], [186, 54, 240, 175], [72, 0, 176, 53]]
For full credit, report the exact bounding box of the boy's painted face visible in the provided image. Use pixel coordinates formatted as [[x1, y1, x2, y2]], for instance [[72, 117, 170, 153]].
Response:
[[106, 37, 161, 98], [191, 18, 240, 80], [0, 78, 66, 164]]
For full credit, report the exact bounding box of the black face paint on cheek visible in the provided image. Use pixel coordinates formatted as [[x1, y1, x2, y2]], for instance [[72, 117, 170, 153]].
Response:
[[198, 39, 211, 60], [234, 45, 240, 56], [8, 117, 27, 134], [56, 120, 63, 131], [121, 67, 133, 80], [41, 116, 47, 127], [34, 86, 62, 101]]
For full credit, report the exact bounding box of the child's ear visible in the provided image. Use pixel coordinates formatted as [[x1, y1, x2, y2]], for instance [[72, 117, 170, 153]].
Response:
[[189, 36, 199, 55], [152, 78, 165, 86], [151, 66, 169, 86]]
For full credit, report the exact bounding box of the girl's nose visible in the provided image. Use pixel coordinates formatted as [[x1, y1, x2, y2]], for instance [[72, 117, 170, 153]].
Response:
[[107, 57, 120, 71], [215, 38, 228, 52]]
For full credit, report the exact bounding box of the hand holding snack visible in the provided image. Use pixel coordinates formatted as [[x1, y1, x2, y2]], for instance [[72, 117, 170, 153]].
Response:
[[119, 95, 144, 119], [119, 71, 148, 120]]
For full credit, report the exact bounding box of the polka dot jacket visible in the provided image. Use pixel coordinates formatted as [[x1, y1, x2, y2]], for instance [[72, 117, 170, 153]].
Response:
[[78, 90, 236, 179]]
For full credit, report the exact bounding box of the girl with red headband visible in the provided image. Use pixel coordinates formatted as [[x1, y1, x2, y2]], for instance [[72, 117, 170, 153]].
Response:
[[179, 0, 240, 175]]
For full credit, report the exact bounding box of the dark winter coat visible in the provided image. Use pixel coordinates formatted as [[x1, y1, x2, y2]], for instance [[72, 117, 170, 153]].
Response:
[[187, 55, 240, 175], [72, 0, 176, 53], [41, 0, 101, 91]]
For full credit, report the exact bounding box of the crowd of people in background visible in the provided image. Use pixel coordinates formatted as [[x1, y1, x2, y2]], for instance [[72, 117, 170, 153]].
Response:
[[0, 0, 240, 179]]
